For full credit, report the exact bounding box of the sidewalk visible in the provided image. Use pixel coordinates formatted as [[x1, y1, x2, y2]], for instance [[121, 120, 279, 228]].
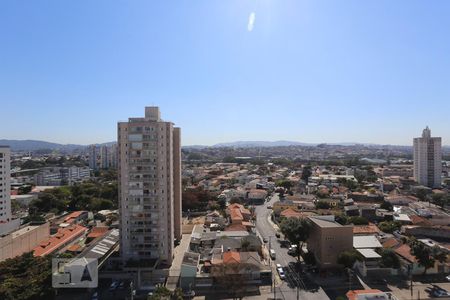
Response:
[[166, 233, 191, 291]]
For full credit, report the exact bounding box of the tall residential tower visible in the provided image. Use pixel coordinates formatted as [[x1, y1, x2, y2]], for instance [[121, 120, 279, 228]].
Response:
[[118, 107, 182, 266], [413, 126, 442, 188], [0, 146, 12, 225]]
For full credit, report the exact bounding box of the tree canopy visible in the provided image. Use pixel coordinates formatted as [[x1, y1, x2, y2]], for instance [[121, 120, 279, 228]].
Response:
[[337, 250, 361, 269], [0, 252, 54, 300], [379, 249, 400, 269], [280, 218, 311, 260]]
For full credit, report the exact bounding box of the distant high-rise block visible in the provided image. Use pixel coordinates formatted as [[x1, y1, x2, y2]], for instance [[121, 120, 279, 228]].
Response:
[[100, 145, 109, 169], [413, 126, 442, 188], [89, 145, 98, 171], [109, 143, 118, 169], [118, 107, 181, 265], [0, 146, 12, 224]]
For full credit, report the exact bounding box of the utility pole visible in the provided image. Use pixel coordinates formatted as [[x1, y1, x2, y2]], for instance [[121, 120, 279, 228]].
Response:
[[130, 281, 134, 300]]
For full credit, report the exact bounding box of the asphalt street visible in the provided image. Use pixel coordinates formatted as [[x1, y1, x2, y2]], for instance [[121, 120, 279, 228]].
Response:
[[254, 194, 330, 300]]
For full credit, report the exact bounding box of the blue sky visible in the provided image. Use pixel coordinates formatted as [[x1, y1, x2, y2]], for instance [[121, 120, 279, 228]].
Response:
[[1, 0, 449, 146]]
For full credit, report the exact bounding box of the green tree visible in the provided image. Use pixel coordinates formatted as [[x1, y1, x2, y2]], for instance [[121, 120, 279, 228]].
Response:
[[335, 214, 348, 225], [18, 185, 32, 195], [379, 249, 400, 268], [380, 201, 393, 211], [431, 193, 450, 208], [148, 286, 172, 300], [315, 201, 330, 209], [416, 189, 429, 202], [0, 252, 54, 300], [378, 221, 402, 233], [337, 250, 361, 269], [280, 218, 311, 261], [347, 216, 369, 225], [276, 179, 293, 190], [408, 240, 447, 275]]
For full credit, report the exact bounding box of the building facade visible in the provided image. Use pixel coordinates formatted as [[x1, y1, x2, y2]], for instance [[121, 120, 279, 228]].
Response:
[[100, 145, 109, 169], [118, 107, 182, 266], [0, 222, 50, 262], [307, 216, 353, 269], [34, 166, 91, 186], [89, 144, 98, 171], [413, 127, 442, 188], [0, 146, 12, 224]]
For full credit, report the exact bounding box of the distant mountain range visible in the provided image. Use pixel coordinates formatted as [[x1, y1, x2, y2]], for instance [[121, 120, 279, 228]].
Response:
[[1, 139, 449, 152], [185, 140, 423, 148], [211, 140, 313, 148], [0, 140, 115, 152]]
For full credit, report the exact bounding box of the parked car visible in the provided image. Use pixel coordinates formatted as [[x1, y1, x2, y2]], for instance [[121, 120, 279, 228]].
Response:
[[263, 237, 268, 243], [279, 240, 290, 248], [270, 249, 276, 260], [288, 245, 299, 256], [277, 267, 285, 280], [275, 233, 281, 238], [109, 281, 119, 291]]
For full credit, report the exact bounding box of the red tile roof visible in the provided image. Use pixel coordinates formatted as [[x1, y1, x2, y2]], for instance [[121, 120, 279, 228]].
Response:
[[230, 209, 243, 221], [410, 215, 432, 226], [346, 289, 384, 300], [64, 211, 86, 224], [225, 224, 247, 231], [353, 224, 381, 235], [383, 238, 400, 249], [394, 244, 416, 263], [33, 224, 88, 257], [87, 226, 109, 239], [223, 251, 240, 264]]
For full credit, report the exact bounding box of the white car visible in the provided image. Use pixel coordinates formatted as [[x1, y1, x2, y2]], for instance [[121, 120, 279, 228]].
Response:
[[276, 263, 282, 269], [277, 267, 286, 280]]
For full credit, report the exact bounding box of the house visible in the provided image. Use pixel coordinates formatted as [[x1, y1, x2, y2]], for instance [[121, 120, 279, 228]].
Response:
[[226, 204, 251, 224], [353, 224, 380, 236], [211, 251, 271, 284], [393, 243, 449, 275], [180, 252, 200, 290], [344, 205, 360, 217], [346, 289, 398, 300], [279, 208, 316, 220], [393, 213, 412, 224], [385, 195, 417, 206], [360, 206, 377, 221], [353, 235, 382, 250], [403, 225, 450, 240]]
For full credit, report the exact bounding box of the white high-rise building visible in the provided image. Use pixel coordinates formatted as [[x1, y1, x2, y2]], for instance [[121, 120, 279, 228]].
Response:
[[118, 107, 182, 268], [413, 126, 442, 188], [0, 146, 12, 225]]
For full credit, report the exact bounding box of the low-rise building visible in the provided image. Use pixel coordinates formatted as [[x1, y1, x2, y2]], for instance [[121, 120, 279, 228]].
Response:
[[33, 224, 88, 256], [307, 216, 353, 269], [0, 222, 50, 261]]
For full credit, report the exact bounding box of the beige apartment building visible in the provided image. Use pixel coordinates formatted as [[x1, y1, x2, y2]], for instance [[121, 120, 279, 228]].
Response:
[[118, 107, 181, 266], [307, 216, 353, 269], [413, 126, 442, 188], [0, 222, 50, 261], [0, 146, 12, 225]]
